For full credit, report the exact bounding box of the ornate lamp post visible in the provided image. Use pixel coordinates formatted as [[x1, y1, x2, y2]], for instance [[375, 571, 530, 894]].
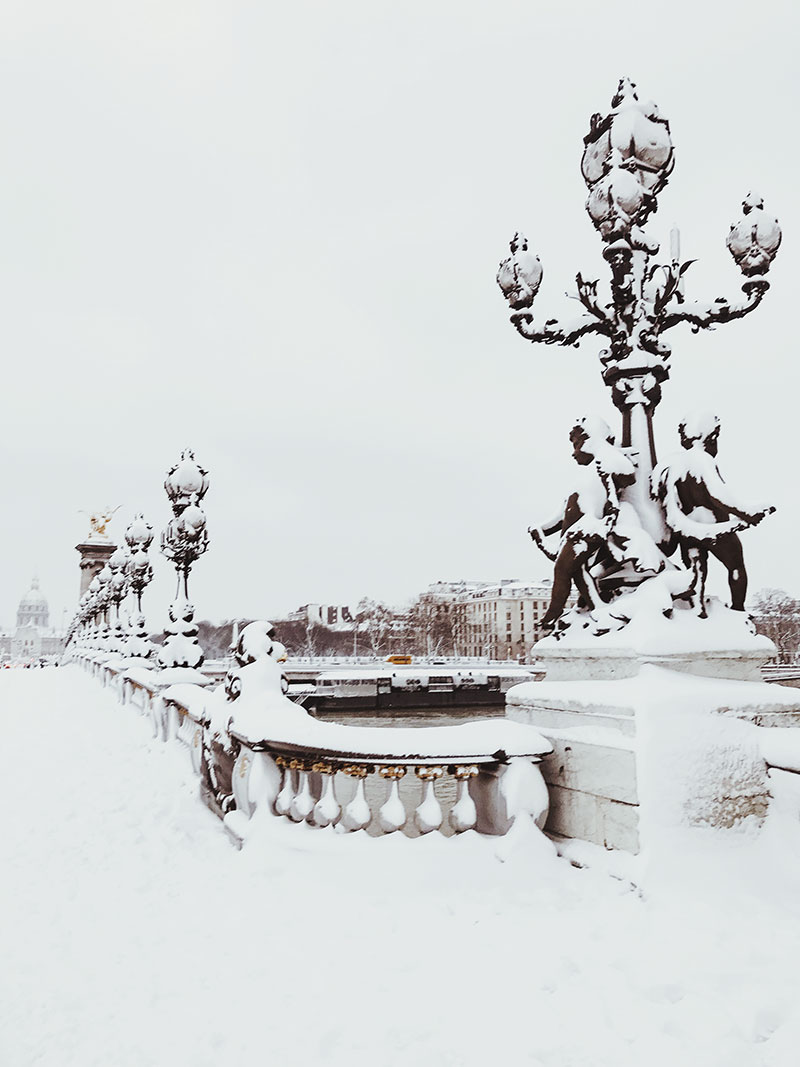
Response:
[[497, 78, 781, 635], [124, 513, 155, 659], [498, 78, 781, 546], [86, 574, 102, 647], [159, 449, 210, 670], [95, 565, 113, 649], [108, 546, 129, 652]]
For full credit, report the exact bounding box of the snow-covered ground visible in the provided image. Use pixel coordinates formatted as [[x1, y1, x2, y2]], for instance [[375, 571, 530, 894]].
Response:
[[3, 666, 800, 1066]]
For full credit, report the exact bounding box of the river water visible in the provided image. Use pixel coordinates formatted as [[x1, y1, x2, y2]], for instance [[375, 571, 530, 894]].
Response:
[[316, 703, 506, 729]]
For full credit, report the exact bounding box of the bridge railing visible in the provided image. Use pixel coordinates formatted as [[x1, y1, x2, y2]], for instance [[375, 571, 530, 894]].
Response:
[[66, 636, 552, 850]]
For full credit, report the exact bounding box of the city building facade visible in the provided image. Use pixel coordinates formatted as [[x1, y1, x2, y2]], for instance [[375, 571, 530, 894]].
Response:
[[453, 580, 568, 662], [415, 578, 571, 662], [0, 578, 65, 662], [287, 603, 355, 631]]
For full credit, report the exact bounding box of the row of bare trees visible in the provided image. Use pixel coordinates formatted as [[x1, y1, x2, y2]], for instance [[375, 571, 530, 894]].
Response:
[[184, 589, 800, 663], [187, 596, 460, 661]]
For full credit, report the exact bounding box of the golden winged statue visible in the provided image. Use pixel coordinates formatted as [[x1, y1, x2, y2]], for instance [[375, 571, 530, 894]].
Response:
[[79, 505, 121, 540]]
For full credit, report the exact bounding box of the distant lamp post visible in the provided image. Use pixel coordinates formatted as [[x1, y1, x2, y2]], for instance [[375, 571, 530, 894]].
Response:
[[87, 575, 102, 645], [159, 449, 210, 670], [108, 546, 129, 652], [497, 77, 781, 545], [124, 513, 155, 659], [96, 564, 113, 649]]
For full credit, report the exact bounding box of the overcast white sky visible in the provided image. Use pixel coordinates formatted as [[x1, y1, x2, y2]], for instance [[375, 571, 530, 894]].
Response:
[[1, 0, 798, 629]]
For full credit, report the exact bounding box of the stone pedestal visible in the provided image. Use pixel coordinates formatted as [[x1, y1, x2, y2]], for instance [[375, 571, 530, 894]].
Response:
[[75, 540, 116, 597], [507, 616, 800, 853]]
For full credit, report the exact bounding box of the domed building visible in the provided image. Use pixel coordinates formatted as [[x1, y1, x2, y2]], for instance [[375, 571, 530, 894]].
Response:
[[0, 578, 64, 663], [16, 577, 49, 629]]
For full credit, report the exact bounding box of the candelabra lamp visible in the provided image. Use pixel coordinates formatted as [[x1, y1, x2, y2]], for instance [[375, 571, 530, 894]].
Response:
[[158, 449, 210, 670], [498, 77, 780, 542], [124, 513, 155, 659], [497, 77, 781, 636]]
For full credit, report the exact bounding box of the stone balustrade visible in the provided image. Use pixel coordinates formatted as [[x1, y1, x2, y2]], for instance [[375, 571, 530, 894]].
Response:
[[227, 744, 533, 844], [66, 647, 553, 850]]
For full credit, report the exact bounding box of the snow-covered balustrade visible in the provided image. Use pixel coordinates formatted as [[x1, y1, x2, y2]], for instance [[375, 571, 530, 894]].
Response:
[[73, 622, 553, 847], [222, 717, 551, 843], [169, 620, 552, 843]]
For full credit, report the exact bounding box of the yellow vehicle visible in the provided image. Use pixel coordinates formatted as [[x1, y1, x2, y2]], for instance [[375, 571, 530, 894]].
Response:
[[385, 654, 413, 665]]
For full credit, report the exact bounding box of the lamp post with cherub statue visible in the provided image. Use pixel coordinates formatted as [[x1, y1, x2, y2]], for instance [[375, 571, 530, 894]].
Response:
[[497, 78, 781, 640], [496, 80, 794, 850]]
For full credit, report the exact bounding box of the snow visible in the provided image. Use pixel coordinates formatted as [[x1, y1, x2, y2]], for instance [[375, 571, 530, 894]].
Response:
[[192, 637, 554, 760], [536, 596, 774, 656], [509, 664, 800, 717], [759, 728, 800, 774], [510, 664, 800, 842], [4, 666, 800, 1066]]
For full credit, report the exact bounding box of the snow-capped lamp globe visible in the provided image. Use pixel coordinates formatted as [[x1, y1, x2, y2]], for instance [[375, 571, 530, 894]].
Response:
[[159, 449, 210, 672], [726, 192, 782, 279], [124, 513, 154, 611], [496, 233, 543, 310], [164, 448, 210, 512], [497, 77, 781, 644], [125, 512, 154, 553]]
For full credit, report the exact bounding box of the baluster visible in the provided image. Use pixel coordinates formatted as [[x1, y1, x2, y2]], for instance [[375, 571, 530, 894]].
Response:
[[312, 762, 341, 827], [289, 760, 314, 822], [232, 749, 252, 816], [163, 700, 179, 741], [274, 756, 294, 817], [190, 726, 203, 775], [378, 766, 407, 833], [340, 765, 371, 832], [150, 696, 165, 740], [449, 765, 479, 833], [414, 766, 444, 834]]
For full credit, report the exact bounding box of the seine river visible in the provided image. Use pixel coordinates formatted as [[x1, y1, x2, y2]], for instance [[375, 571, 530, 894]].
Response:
[[316, 704, 505, 729]]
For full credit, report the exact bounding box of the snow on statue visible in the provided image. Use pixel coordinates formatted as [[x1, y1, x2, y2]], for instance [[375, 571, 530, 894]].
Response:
[[499, 78, 782, 646], [529, 416, 667, 635], [654, 411, 775, 617]]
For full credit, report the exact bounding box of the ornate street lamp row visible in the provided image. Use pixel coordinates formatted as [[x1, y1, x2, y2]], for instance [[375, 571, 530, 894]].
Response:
[[65, 449, 210, 670]]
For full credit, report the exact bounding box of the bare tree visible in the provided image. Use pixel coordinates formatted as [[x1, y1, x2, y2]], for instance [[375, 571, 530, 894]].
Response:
[[356, 598, 394, 657], [751, 588, 800, 664], [406, 597, 456, 656]]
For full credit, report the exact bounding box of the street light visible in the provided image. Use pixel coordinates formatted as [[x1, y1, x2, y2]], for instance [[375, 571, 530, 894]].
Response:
[[124, 513, 155, 659], [108, 546, 129, 652], [497, 77, 781, 547], [159, 449, 210, 670], [498, 78, 781, 633]]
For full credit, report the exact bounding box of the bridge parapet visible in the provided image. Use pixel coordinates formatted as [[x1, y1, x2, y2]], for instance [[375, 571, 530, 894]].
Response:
[[66, 624, 552, 850]]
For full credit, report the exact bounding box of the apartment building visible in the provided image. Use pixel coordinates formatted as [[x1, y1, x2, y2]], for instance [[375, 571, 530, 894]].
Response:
[[454, 579, 565, 662]]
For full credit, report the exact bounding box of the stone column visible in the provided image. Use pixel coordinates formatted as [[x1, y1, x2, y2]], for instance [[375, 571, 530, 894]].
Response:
[[75, 540, 116, 597]]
